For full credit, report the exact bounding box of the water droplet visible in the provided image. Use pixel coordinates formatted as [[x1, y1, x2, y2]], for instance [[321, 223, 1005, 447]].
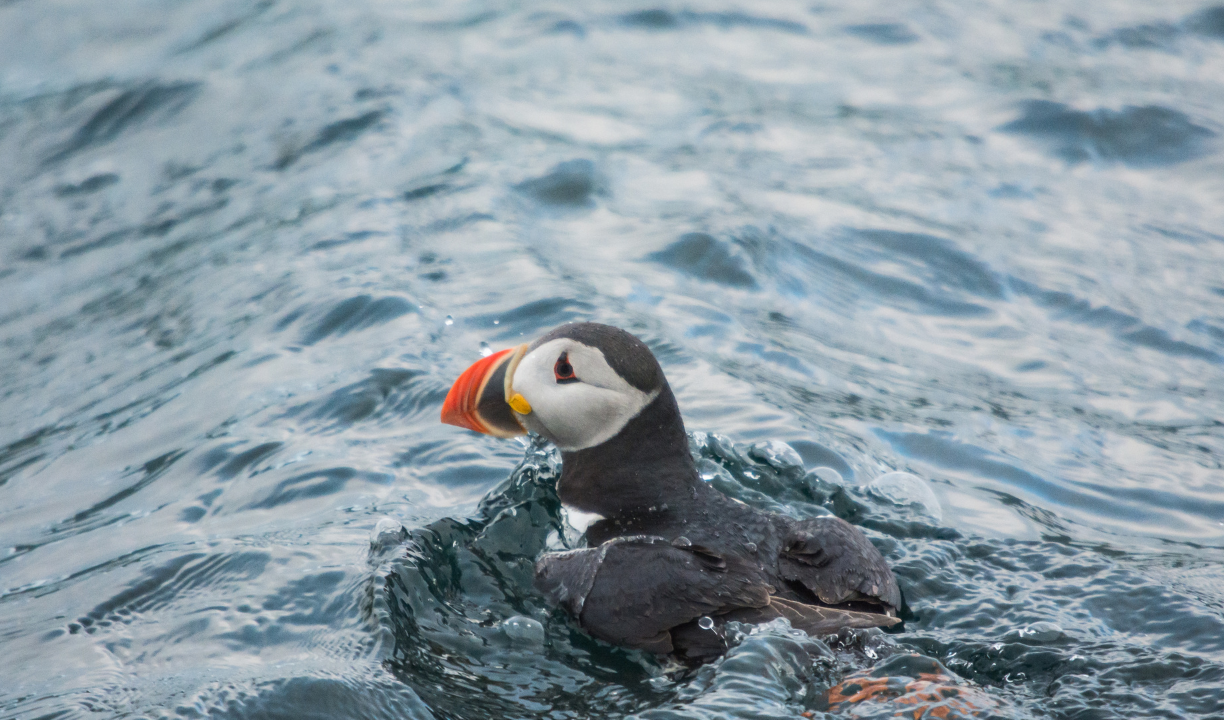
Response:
[[744, 542, 757, 553], [672, 536, 692, 548], [501, 616, 545, 645], [698, 616, 714, 630], [493, 319, 500, 325], [865, 471, 942, 521], [444, 315, 454, 326], [479, 341, 492, 357]]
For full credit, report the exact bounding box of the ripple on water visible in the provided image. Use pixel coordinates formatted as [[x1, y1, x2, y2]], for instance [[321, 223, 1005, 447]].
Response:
[[296, 295, 417, 346], [999, 101, 1216, 167], [515, 159, 603, 208], [42, 82, 204, 167], [1095, 5, 1224, 49], [647, 233, 759, 290], [285, 368, 432, 428], [843, 22, 920, 45], [617, 9, 808, 34]]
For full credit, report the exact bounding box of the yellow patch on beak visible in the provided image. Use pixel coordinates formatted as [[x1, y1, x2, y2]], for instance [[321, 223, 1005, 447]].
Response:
[[503, 344, 532, 416], [508, 393, 532, 415]]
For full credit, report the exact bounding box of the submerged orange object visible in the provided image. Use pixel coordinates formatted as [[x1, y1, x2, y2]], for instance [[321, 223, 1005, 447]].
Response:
[[818, 654, 998, 719]]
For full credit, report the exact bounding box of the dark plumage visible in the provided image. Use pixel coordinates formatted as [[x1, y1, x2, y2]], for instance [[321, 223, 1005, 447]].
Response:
[[528, 324, 899, 660], [443, 322, 901, 662]]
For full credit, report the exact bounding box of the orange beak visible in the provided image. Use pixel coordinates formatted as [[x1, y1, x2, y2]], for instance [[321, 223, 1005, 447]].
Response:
[[440, 345, 528, 438]]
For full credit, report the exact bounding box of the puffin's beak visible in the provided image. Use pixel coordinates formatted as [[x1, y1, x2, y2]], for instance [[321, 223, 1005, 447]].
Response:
[[441, 344, 529, 438]]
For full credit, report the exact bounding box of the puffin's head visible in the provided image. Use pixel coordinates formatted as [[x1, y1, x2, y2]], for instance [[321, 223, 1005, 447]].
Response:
[[441, 323, 664, 452]]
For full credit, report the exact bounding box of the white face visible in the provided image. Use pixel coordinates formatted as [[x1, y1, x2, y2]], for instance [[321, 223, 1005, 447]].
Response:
[[509, 338, 659, 452]]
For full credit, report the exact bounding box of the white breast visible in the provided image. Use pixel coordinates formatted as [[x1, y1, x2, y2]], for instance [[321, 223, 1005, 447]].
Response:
[[561, 505, 605, 535]]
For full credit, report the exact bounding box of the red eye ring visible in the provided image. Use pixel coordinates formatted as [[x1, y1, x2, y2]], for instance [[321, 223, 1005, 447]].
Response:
[[554, 352, 578, 384]]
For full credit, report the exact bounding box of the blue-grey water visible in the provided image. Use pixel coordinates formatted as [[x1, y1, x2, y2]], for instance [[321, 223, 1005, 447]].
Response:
[[2, 1, 1223, 718]]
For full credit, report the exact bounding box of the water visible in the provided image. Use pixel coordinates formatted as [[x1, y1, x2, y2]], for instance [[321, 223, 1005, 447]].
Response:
[[1, 0, 1223, 718]]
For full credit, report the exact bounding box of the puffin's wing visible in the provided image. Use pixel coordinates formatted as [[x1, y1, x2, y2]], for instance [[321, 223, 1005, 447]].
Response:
[[778, 516, 901, 613], [535, 536, 770, 653]]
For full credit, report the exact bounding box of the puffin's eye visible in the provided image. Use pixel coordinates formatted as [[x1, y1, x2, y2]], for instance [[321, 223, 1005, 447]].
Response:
[[554, 353, 579, 384]]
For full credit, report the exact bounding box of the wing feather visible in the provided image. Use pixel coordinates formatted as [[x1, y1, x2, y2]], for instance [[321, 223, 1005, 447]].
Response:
[[535, 536, 770, 653], [778, 516, 901, 612]]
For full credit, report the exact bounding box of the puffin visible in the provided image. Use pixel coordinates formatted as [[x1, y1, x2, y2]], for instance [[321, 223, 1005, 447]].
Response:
[[441, 322, 900, 661]]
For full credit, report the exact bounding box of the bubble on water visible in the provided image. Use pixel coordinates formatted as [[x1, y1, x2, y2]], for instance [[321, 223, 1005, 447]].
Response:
[[698, 616, 714, 630], [445, 315, 454, 325], [808, 467, 844, 486], [866, 471, 942, 521], [1011, 621, 1065, 643], [672, 536, 692, 548], [744, 541, 757, 553], [493, 319, 500, 325], [370, 517, 406, 550], [480, 341, 492, 357], [747, 440, 804, 472], [501, 616, 545, 646]]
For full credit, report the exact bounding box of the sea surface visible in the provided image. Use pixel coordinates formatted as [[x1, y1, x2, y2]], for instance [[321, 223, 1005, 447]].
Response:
[[2, 1, 1223, 718]]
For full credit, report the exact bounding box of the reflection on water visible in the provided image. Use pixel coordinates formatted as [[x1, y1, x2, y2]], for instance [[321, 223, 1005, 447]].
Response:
[[2, 1, 1223, 719]]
